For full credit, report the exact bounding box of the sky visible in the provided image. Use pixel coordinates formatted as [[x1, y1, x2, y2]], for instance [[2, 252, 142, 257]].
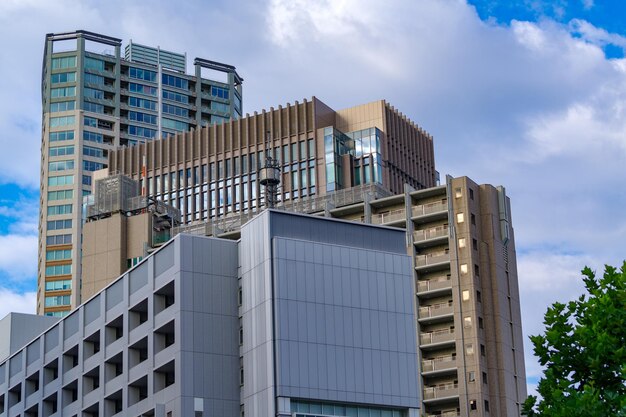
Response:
[[0, 0, 625, 399]]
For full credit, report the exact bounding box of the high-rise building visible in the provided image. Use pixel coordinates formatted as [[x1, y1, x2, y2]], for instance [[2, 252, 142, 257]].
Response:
[[39, 30, 243, 316], [0, 210, 421, 417]]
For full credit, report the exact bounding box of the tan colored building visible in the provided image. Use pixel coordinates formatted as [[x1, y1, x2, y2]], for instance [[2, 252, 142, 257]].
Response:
[[107, 97, 437, 224], [81, 174, 179, 300]]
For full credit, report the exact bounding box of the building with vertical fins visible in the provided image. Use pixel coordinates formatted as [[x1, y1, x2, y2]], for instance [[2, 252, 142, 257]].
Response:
[[38, 30, 243, 316]]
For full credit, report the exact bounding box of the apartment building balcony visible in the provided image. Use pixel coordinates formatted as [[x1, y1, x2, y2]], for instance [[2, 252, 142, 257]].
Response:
[[425, 410, 460, 417], [420, 329, 455, 349], [411, 200, 448, 224], [418, 302, 454, 324], [371, 207, 406, 226], [415, 251, 450, 272], [417, 275, 452, 298], [422, 355, 457, 376], [413, 226, 448, 247], [423, 383, 459, 403]]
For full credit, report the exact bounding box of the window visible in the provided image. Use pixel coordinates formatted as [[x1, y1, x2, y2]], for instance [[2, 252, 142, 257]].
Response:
[[45, 295, 71, 307], [162, 89, 189, 104], [469, 188, 474, 200], [458, 238, 466, 248], [50, 86, 76, 98], [474, 264, 480, 276], [84, 57, 104, 71], [479, 317, 484, 329], [455, 187, 462, 198], [47, 204, 72, 215], [481, 344, 486, 356], [476, 290, 482, 302], [129, 67, 157, 82], [49, 131, 74, 142], [162, 73, 188, 90], [49, 160, 74, 173], [482, 371, 488, 384], [48, 175, 73, 186], [84, 116, 97, 127], [462, 290, 470, 301], [464, 316, 472, 328], [210, 86, 229, 99], [45, 264, 71, 276], [50, 71, 76, 84], [128, 125, 157, 139], [128, 96, 157, 111], [83, 161, 104, 172], [308, 138, 315, 158], [46, 234, 72, 245], [48, 190, 73, 201], [51, 56, 76, 69], [129, 111, 157, 125], [484, 400, 489, 412], [83, 131, 103, 143], [473, 238, 478, 250], [50, 100, 75, 112], [45, 280, 72, 291], [468, 371, 476, 382], [466, 344, 474, 355], [84, 72, 104, 85], [210, 101, 229, 113], [162, 103, 189, 118], [460, 264, 468, 274], [162, 118, 188, 131], [470, 400, 477, 411], [46, 249, 71, 261], [129, 82, 157, 96], [50, 115, 75, 127], [83, 102, 103, 113], [456, 212, 464, 223], [471, 213, 476, 225], [49, 145, 74, 157], [83, 146, 104, 158], [47, 219, 72, 230], [84, 87, 104, 99]]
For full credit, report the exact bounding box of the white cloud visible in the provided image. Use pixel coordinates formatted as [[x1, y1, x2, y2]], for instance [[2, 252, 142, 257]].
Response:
[[0, 290, 36, 318], [0, 235, 38, 281]]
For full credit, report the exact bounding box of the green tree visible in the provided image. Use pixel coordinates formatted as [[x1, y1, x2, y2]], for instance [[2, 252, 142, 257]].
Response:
[[522, 262, 626, 417]]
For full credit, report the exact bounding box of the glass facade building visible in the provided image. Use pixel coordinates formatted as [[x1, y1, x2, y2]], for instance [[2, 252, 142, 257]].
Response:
[[38, 30, 243, 316]]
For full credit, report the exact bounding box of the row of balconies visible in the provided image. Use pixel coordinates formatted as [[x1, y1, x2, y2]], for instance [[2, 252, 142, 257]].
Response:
[[422, 355, 457, 373], [423, 383, 459, 401]]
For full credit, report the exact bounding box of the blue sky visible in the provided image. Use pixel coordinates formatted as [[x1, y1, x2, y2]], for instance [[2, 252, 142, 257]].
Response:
[[0, 0, 625, 398]]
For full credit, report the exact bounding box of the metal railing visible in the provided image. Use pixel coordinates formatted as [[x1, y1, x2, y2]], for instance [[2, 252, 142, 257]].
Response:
[[411, 200, 447, 217], [420, 328, 455, 346], [423, 383, 459, 400], [415, 251, 450, 267], [417, 276, 452, 293], [425, 411, 460, 417], [422, 355, 457, 373], [414, 225, 448, 242], [371, 208, 406, 224], [418, 302, 454, 319]]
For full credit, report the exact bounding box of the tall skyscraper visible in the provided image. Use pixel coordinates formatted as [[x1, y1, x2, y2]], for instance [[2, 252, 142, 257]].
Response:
[[39, 30, 243, 316]]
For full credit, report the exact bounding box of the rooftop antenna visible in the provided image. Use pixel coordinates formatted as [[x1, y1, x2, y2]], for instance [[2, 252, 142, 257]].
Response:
[[259, 130, 281, 208]]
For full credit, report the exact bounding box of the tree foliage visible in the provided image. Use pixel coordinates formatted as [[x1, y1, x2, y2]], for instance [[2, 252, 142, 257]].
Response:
[[522, 262, 626, 416]]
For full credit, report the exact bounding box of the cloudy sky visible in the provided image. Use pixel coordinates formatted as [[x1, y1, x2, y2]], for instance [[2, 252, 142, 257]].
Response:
[[1, 0, 625, 397]]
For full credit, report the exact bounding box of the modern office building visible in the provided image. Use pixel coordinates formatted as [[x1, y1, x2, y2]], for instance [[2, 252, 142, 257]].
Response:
[[39, 30, 243, 316], [0, 210, 420, 417], [107, 97, 437, 224]]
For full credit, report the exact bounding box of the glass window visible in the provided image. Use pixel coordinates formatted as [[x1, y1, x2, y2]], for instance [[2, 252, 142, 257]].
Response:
[[46, 234, 72, 245], [210, 86, 229, 99], [50, 115, 75, 128], [46, 249, 72, 261], [84, 87, 104, 99], [162, 118, 189, 131], [49, 145, 74, 157], [50, 101, 75, 112], [128, 125, 157, 139], [83, 102, 103, 113], [210, 101, 229, 113], [460, 263, 468, 274], [50, 86, 76, 98], [48, 160, 74, 172], [129, 67, 157, 82], [84, 57, 104, 71], [462, 290, 470, 301], [44, 295, 71, 306], [48, 175, 73, 186], [129, 111, 157, 125], [48, 190, 73, 201], [129, 82, 157, 96], [50, 72, 76, 84], [162, 103, 189, 118], [162, 73, 189, 90], [83, 131, 103, 143], [84, 72, 104, 85], [83, 146, 104, 158], [308, 139, 315, 158], [83, 160, 104, 171], [45, 279, 72, 291], [162, 89, 189, 104], [45, 264, 71, 276], [456, 212, 465, 223], [128, 96, 157, 111], [458, 238, 466, 248], [51, 56, 76, 69], [47, 204, 72, 215], [49, 130, 74, 142]]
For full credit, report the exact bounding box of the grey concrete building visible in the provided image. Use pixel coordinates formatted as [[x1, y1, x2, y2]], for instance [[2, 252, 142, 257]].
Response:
[[1, 210, 420, 417]]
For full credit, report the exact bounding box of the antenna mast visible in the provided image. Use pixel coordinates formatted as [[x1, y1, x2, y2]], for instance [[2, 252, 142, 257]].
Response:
[[259, 130, 281, 208]]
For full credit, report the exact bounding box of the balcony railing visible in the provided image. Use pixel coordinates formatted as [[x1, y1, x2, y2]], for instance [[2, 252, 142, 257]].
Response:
[[420, 328, 455, 346], [414, 226, 448, 242], [425, 411, 460, 417], [371, 208, 405, 224], [423, 383, 459, 400], [411, 200, 447, 217], [418, 302, 454, 319], [422, 355, 457, 373], [415, 251, 450, 267], [417, 276, 452, 293]]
